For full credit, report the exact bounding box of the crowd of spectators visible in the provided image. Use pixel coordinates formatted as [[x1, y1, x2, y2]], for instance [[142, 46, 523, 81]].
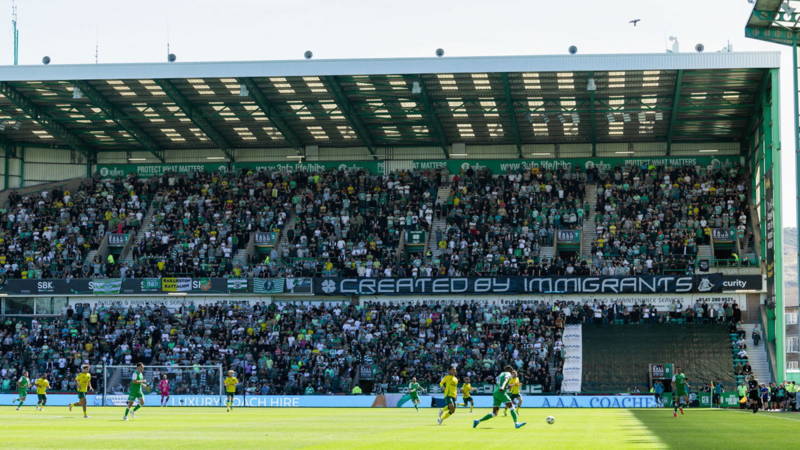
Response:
[[433, 167, 587, 277], [0, 296, 768, 399], [0, 177, 153, 279], [271, 169, 442, 278], [590, 161, 748, 276], [128, 170, 294, 278], [0, 160, 753, 280], [0, 300, 564, 395]]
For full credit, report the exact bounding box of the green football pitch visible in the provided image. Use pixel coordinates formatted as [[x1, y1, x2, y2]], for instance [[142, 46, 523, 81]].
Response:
[[3, 406, 799, 449]]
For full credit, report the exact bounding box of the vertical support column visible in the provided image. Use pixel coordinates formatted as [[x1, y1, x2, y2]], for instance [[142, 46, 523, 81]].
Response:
[[19, 147, 25, 188], [3, 145, 10, 190], [86, 152, 96, 179], [589, 91, 597, 157], [793, 41, 800, 354], [765, 67, 784, 382]]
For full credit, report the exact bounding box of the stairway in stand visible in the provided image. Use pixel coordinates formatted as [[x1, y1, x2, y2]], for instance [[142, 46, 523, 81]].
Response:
[[540, 245, 555, 263], [739, 323, 773, 384], [84, 249, 98, 267], [697, 245, 713, 262], [232, 248, 249, 268], [424, 186, 452, 260], [274, 213, 298, 255], [120, 196, 161, 267], [425, 217, 448, 259], [579, 184, 598, 260]]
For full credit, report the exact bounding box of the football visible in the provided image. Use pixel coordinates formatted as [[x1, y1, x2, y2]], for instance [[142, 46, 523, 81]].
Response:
[[546, 416, 555, 425]]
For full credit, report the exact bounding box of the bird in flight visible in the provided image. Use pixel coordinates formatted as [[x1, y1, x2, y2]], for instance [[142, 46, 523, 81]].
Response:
[[629, 19, 641, 27]]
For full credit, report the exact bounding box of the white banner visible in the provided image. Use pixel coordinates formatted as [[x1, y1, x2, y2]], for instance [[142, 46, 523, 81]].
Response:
[[561, 324, 583, 393]]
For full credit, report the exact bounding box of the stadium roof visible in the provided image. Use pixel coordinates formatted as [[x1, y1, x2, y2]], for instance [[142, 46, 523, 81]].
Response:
[[746, 0, 800, 46], [0, 51, 780, 161]]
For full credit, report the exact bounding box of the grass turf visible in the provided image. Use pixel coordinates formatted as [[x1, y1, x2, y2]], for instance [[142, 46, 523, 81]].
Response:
[[3, 406, 799, 449]]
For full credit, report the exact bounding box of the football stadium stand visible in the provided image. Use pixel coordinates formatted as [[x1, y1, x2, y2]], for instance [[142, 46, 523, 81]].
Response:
[[0, 50, 791, 400]]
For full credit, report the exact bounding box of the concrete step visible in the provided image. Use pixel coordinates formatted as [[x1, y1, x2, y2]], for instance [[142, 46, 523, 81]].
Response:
[[739, 323, 773, 384], [579, 221, 597, 260], [83, 249, 98, 267], [233, 248, 249, 268], [579, 183, 599, 260], [275, 213, 299, 256], [540, 246, 555, 262], [584, 183, 598, 208], [397, 231, 406, 256], [698, 245, 713, 261], [119, 196, 161, 265], [426, 218, 447, 257], [435, 186, 452, 205]]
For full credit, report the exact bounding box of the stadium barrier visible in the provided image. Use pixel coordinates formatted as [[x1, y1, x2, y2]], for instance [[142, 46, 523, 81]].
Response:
[[0, 394, 103, 406], [4, 393, 742, 408], [0, 394, 667, 408], [0, 394, 375, 408], [1, 274, 764, 296]]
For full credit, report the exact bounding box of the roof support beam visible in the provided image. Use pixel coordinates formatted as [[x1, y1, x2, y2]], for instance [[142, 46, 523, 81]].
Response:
[[589, 91, 597, 157], [321, 76, 377, 160], [237, 77, 304, 149], [405, 75, 449, 159], [746, 25, 800, 46], [588, 72, 597, 157], [0, 81, 96, 162], [155, 79, 234, 161], [665, 70, 684, 155], [74, 80, 165, 163], [500, 74, 522, 158]]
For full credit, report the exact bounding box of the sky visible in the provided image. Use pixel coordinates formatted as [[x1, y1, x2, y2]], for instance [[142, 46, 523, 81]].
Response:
[[0, 0, 797, 227]]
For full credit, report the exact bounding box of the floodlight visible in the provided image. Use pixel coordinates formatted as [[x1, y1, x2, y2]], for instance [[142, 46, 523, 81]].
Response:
[[586, 77, 597, 91]]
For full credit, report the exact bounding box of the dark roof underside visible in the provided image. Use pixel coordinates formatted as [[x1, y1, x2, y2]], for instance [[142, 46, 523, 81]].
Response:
[[0, 56, 775, 157]]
